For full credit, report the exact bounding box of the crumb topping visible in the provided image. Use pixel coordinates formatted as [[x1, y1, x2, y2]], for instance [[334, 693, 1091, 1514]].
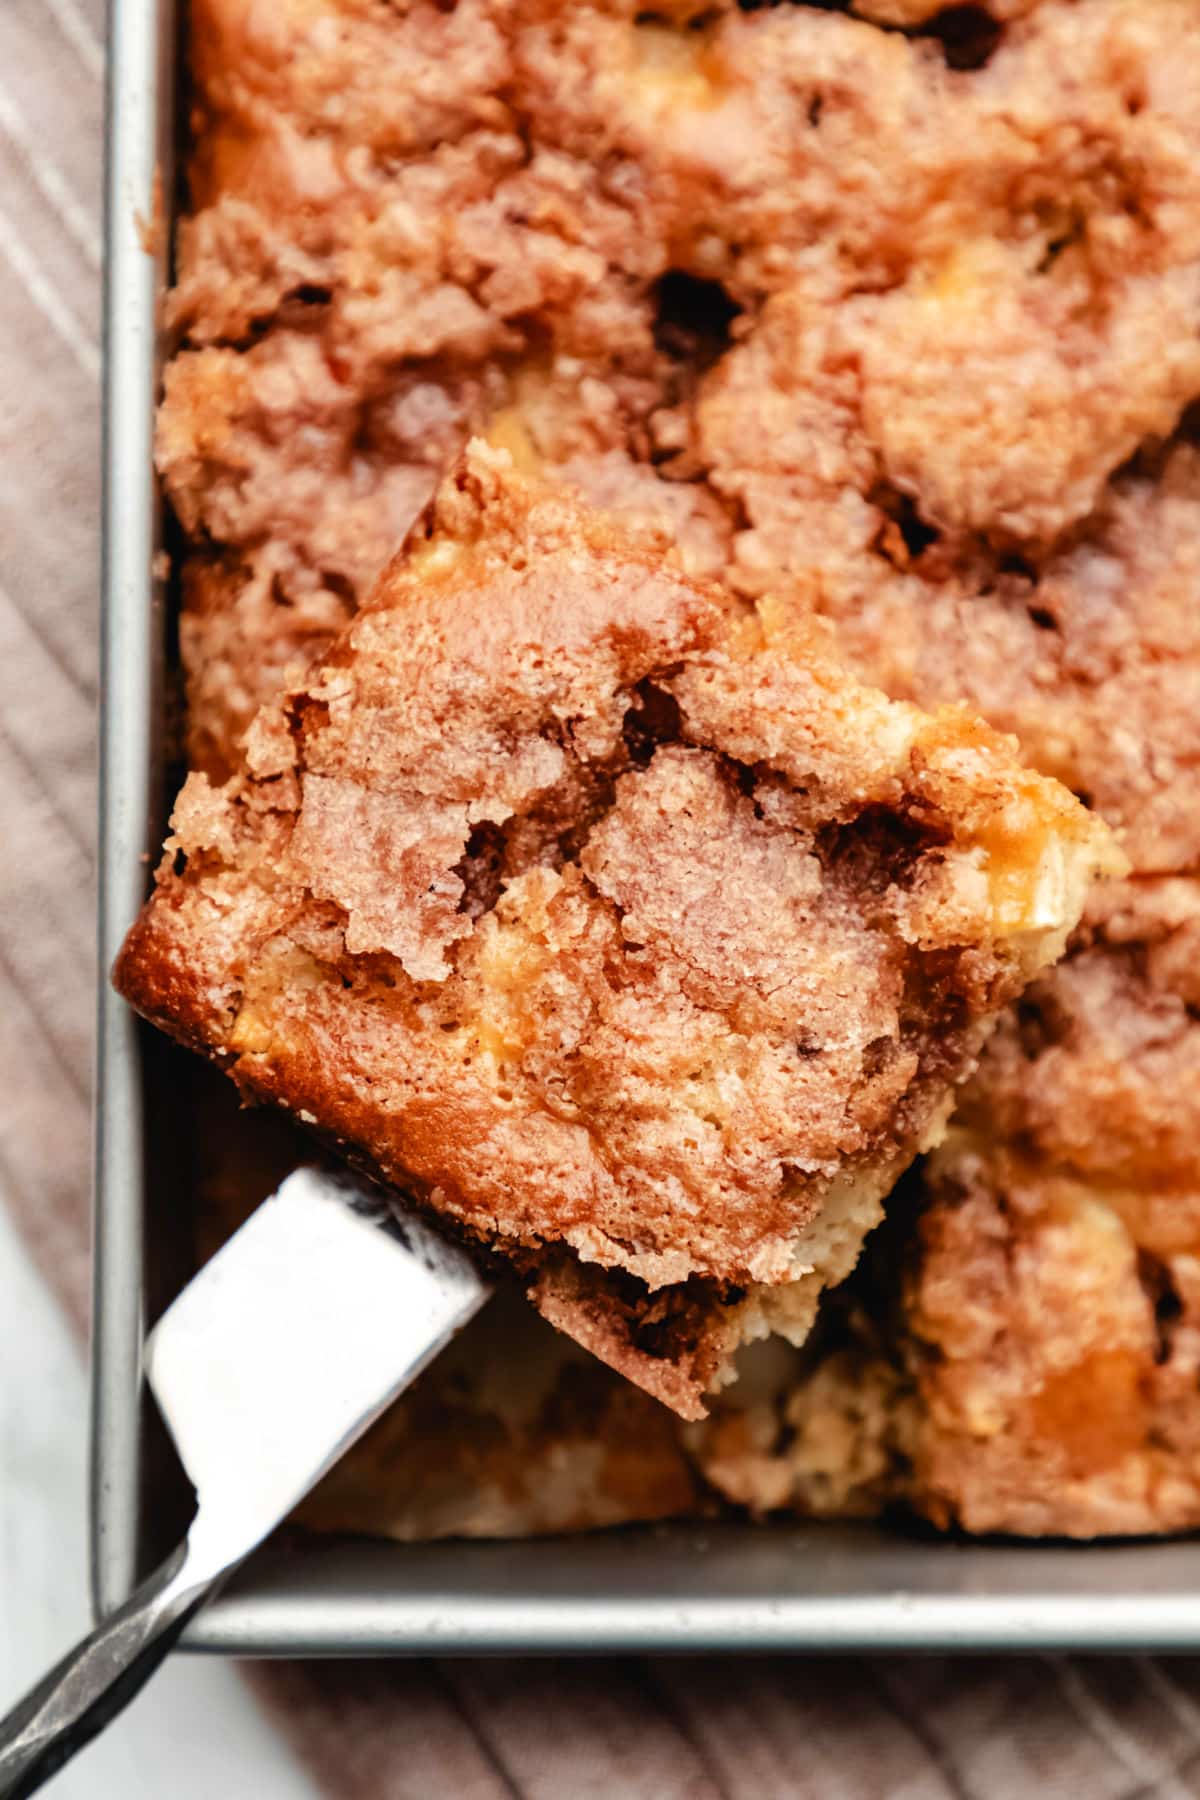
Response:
[[118, 448, 1116, 1414]]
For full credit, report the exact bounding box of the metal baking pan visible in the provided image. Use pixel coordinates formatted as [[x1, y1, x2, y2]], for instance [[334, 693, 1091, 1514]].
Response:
[[92, 0, 1200, 1655]]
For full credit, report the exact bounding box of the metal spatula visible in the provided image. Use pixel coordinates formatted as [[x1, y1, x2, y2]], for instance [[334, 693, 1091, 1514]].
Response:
[[0, 1168, 490, 1799]]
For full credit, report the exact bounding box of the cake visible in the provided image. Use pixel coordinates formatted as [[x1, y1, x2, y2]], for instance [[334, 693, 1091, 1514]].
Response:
[[169, 0, 1200, 788], [116, 447, 1117, 1419], [894, 877, 1200, 1535], [697, 878, 1200, 1538], [148, 0, 1200, 1534]]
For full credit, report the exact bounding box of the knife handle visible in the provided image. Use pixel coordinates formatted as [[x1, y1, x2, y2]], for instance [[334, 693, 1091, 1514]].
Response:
[[0, 1535, 223, 1798]]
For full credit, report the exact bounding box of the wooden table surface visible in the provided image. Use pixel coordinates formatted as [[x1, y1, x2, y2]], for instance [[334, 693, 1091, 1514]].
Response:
[[5, 4, 1200, 1795]]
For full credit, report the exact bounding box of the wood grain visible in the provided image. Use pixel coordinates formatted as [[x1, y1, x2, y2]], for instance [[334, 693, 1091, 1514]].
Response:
[[3, 7, 1200, 1796]]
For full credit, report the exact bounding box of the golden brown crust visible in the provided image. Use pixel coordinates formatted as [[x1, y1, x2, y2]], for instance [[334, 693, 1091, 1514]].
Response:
[[160, 326, 724, 774], [896, 878, 1200, 1536], [200, 868, 1200, 1544], [157, 0, 1200, 1505], [695, 880, 1200, 1537], [168, 0, 1200, 824], [118, 447, 1114, 1417], [693, 290, 1200, 870], [178, 553, 356, 782]]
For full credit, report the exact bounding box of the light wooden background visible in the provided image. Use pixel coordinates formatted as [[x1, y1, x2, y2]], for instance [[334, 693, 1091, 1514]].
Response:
[[6, 2, 1200, 1794]]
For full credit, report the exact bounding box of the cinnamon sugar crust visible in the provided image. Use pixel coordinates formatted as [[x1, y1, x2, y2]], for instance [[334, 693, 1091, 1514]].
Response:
[[194, 882, 1200, 1543], [117, 448, 1116, 1418], [898, 878, 1200, 1536], [698, 292, 1200, 872], [165, 1, 1200, 841], [153, 0, 1200, 1512], [701, 879, 1200, 1537]]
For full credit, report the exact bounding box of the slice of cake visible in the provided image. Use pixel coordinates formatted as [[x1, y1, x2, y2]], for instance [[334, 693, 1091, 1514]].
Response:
[[116, 445, 1120, 1418]]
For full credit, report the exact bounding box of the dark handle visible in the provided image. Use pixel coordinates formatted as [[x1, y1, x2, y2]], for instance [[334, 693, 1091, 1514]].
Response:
[[0, 1539, 222, 1798]]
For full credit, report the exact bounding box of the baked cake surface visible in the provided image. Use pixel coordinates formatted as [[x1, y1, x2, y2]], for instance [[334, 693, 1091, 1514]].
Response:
[[196, 909, 1200, 1546], [117, 447, 1116, 1418], [169, 0, 1200, 797], [153, 0, 1200, 1531], [896, 877, 1200, 1536], [691, 879, 1200, 1539]]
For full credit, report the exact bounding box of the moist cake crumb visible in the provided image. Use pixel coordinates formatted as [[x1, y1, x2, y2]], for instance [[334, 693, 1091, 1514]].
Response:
[[898, 876, 1200, 1536], [694, 877, 1200, 1537], [158, 0, 1200, 1535], [116, 446, 1119, 1418]]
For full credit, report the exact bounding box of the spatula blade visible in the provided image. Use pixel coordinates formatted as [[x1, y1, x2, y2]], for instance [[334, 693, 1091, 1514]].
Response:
[[145, 1167, 490, 1562]]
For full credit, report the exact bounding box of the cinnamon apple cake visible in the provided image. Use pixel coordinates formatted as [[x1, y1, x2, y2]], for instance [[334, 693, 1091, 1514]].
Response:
[[141, 0, 1200, 1533]]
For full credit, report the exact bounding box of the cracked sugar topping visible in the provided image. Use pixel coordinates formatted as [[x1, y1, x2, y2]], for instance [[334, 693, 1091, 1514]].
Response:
[[117, 447, 1118, 1410]]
